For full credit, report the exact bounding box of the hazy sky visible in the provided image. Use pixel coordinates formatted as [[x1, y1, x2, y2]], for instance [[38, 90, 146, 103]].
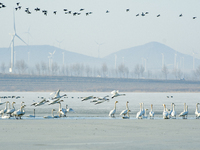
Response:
[[1, 0, 200, 58]]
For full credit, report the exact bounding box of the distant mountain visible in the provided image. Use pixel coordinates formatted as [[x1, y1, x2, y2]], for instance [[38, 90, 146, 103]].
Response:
[[0, 45, 105, 68], [104, 42, 200, 71], [0, 42, 199, 72]]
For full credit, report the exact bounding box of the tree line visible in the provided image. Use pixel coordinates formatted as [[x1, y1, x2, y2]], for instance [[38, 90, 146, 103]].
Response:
[[0, 60, 198, 80]]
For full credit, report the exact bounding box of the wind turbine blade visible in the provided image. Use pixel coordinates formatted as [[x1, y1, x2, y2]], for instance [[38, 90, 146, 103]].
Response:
[[95, 41, 99, 45], [53, 50, 56, 55], [16, 34, 28, 45]]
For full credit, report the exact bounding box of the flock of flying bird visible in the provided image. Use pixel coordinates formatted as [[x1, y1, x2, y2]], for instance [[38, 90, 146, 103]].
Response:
[[1, 89, 200, 119], [0, 2, 198, 19], [0, 89, 74, 119]]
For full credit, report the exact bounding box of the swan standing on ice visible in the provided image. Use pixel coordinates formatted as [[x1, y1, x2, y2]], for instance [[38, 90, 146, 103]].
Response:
[[111, 90, 125, 99], [163, 104, 169, 119], [171, 103, 176, 119], [120, 101, 130, 116], [13, 105, 26, 119], [142, 109, 148, 119], [179, 103, 188, 119], [58, 100, 67, 117], [2, 111, 10, 119], [136, 103, 143, 119], [195, 103, 200, 119], [6, 102, 16, 117], [0, 101, 9, 116], [149, 104, 155, 119], [122, 110, 131, 119], [169, 103, 173, 116], [109, 101, 118, 117], [141, 103, 145, 116]]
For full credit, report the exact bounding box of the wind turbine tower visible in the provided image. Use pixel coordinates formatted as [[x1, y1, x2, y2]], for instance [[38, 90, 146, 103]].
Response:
[[9, 10, 27, 72], [62, 52, 65, 66], [174, 53, 177, 69], [115, 54, 117, 69], [95, 41, 104, 58], [192, 51, 198, 70], [161, 53, 164, 69], [48, 50, 56, 69], [144, 58, 147, 72]]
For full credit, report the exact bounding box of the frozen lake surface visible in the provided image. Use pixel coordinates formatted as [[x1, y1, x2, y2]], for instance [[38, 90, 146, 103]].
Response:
[[0, 92, 200, 119]]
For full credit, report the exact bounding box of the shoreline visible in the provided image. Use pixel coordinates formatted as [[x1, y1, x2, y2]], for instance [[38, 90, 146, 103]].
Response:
[[0, 75, 200, 92]]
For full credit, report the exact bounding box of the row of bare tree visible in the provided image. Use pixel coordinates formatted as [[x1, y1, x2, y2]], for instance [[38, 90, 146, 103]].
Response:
[[0, 60, 196, 80]]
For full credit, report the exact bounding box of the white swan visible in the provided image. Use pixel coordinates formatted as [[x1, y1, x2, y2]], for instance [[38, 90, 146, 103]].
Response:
[[195, 103, 200, 119], [6, 102, 16, 117], [2, 111, 10, 119], [94, 95, 109, 105], [168, 103, 173, 116], [111, 90, 125, 99], [120, 101, 130, 116], [50, 89, 67, 99], [13, 105, 26, 119], [58, 100, 67, 117], [142, 109, 148, 119], [136, 103, 143, 119], [149, 104, 155, 119], [109, 101, 118, 117], [31, 99, 49, 107], [122, 110, 131, 119], [0, 101, 9, 116], [141, 103, 145, 116], [179, 103, 188, 119], [48, 98, 63, 105], [44, 109, 56, 118], [66, 105, 74, 112], [81, 96, 93, 101], [171, 103, 176, 119], [163, 104, 169, 119]]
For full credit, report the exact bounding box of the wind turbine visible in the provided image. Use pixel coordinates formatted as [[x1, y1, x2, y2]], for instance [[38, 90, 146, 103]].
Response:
[[95, 41, 104, 58], [115, 54, 117, 69], [144, 58, 147, 72], [48, 50, 56, 69], [174, 53, 177, 69], [161, 53, 164, 69], [24, 27, 32, 45], [62, 52, 65, 66], [192, 51, 198, 70], [24, 27, 32, 68], [56, 39, 64, 49], [9, 10, 28, 72], [182, 57, 185, 78]]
